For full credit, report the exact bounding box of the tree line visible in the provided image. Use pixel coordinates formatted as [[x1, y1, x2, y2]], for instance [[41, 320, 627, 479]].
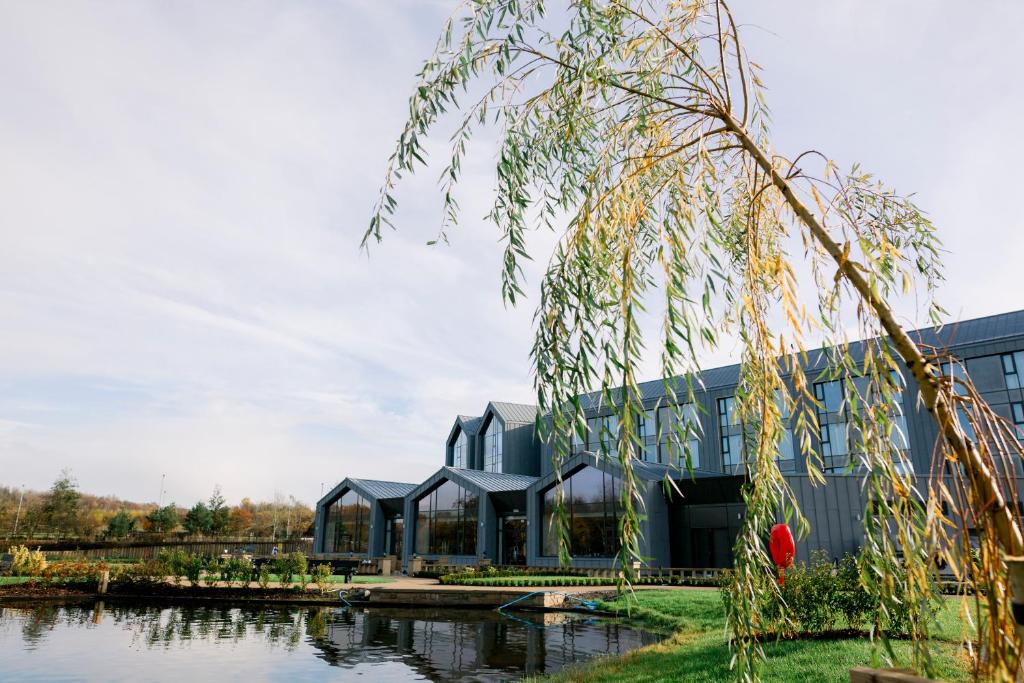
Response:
[[1, 470, 314, 541]]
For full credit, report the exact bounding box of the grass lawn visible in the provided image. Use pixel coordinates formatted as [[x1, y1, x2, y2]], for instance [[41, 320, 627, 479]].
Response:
[[543, 589, 972, 683], [265, 574, 395, 585], [447, 575, 612, 585], [0, 577, 33, 586]]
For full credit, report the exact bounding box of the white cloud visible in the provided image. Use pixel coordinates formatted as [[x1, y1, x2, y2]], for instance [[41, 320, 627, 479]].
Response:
[[0, 0, 1021, 504]]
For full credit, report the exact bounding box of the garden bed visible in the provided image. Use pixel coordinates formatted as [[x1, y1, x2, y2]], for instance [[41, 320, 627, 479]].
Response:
[[0, 580, 355, 606]]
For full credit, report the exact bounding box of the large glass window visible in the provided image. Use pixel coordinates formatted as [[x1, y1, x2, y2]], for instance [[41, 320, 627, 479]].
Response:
[[815, 372, 910, 472], [718, 393, 793, 471], [482, 418, 503, 473], [718, 397, 743, 471], [940, 361, 976, 441], [415, 480, 478, 556], [638, 409, 658, 462], [572, 419, 587, 454], [1012, 402, 1024, 439], [776, 391, 795, 465], [814, 379, 851, 471], [586, 414, 619, 456], [324, 489, 370, 554], [657, 404, 700, 467], [1004, 352, 1024, 390], [541, 467, 621, 558], [451, 429, 468, 468]]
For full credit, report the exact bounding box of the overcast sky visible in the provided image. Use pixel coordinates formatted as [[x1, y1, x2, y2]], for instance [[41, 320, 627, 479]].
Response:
[[1, 1, 1021, 506]]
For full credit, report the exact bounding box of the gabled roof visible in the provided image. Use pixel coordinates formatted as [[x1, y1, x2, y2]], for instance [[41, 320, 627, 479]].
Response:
[[447, 414, 483, 447], [451, 467, 539, 492], [528, 451, 718, 494], [317, 477, 416, 507], [408, 466, 538, 500], [347, 478, 417, 500], [486, 401, 538, 425], [457, 415, 484, 434]]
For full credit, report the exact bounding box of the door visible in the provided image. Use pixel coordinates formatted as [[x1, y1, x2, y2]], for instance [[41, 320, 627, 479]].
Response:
[[499, 516, 527, 565]]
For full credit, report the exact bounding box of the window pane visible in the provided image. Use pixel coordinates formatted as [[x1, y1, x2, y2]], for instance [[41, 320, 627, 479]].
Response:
[[1005, 352, 1023, 390], [778, 428, 794, 460], [415, 480, 478, 555], [659, 403, 701, 467], [722, 434, 743, 467], [541, 467, 620, 558], [483, 418, 503, 473]]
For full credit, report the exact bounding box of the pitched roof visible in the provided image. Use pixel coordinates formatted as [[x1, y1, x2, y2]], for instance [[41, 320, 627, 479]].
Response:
[[457, 415, 483, 435], [345, 478, 417, 500], [446, 467, 538, 492], [529, 451, 720, 494], [488, 401, 538, 424], [572, 309, 1024, 412]]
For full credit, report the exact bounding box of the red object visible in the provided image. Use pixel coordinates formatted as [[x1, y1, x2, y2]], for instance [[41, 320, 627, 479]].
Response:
[[769, 523, 795, 585]]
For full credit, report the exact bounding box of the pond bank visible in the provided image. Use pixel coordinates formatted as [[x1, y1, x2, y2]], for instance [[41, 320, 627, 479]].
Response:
[[0, 577, 650, 610], [536, 589, 973, 683]]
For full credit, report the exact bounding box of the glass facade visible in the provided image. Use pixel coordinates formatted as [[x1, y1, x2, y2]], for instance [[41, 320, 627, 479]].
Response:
[[483, 418, 503, 473], [718, 397, 744, 471], [385, 515, 404, 558], [451, 429, 468, 468], [657, 403, 700, 467], [324, 489, 370, 554], [638, 409, 658, 462], [1004, 352, 1024, 390], [585, 414, 619, 456], [541, 467, 621, 558], [814, 372, 910, 473], [415, 479, 479, 556]]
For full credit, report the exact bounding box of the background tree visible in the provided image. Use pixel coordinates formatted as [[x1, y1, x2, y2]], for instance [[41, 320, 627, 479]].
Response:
[[146, 504, 180, 533], [208, 486, 230, 535], [182, 501, 213, 536], [228, 503, 254, 535], [369, 0, 1024, 679], [105, 510, 136, 539], [41, 470, 81, 540]]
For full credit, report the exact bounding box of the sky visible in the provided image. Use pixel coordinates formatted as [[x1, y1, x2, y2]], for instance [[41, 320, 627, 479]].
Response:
[[1, 1, 1022, 507]]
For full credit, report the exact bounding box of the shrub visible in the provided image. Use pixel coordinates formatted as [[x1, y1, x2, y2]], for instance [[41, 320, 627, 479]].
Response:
[[218, 557, 253, 587], [258, 564, 271, 590], [718, 551, 926, 638], [9, 545, 47, 577], [201, 559, 218, 587], [313, 564, 333, 593], [114, 559, 166, 586], [274, 552, 306, 588], [181, 555, 205, 587]]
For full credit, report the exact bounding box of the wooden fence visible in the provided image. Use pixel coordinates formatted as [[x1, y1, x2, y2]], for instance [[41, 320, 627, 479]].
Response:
[[42, 539, 312, 561]]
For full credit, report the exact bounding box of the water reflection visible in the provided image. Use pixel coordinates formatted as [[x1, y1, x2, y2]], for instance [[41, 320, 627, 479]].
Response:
[[0, 602, 660, 682]]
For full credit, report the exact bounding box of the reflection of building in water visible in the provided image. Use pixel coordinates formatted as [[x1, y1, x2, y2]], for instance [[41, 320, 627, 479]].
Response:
[[311, 607, 657, 681]]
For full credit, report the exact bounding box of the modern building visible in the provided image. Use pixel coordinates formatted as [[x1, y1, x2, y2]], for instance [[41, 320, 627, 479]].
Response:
[[314, 309, 1024, 571]]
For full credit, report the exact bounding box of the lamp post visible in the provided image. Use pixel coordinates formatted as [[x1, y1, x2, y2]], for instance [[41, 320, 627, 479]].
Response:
[[13, 485, 26, 537]]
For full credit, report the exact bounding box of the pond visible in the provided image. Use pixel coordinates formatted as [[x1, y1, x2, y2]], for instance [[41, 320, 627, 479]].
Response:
[[0, 601, 662, 681]]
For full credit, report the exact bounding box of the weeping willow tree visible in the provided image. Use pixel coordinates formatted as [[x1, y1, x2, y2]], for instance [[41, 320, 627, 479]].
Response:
[[364, 1, 1024, 679]]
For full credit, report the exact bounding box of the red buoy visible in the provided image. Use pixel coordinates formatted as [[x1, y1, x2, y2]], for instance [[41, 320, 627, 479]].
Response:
[[769, 523, 795, 585]]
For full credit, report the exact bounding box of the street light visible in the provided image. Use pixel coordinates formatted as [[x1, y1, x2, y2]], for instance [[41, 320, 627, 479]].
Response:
[[12, 484, 26, 537]]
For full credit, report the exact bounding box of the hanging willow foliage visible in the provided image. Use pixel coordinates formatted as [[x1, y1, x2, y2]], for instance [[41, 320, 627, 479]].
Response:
[[364, 1, 1024, 680]]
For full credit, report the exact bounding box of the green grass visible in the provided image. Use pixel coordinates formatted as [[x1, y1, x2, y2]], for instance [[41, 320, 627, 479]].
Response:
[[540, 589, 972, 683], [0, 576, 33, 586], [444, 575, 613, 587], [265, 574, 395, 585]]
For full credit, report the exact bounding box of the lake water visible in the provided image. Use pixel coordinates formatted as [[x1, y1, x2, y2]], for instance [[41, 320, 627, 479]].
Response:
[[0, 601, 662, 681]]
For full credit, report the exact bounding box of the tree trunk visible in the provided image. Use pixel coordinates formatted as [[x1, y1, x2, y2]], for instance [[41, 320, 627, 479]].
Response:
[[722, 112, 1024, 557]]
